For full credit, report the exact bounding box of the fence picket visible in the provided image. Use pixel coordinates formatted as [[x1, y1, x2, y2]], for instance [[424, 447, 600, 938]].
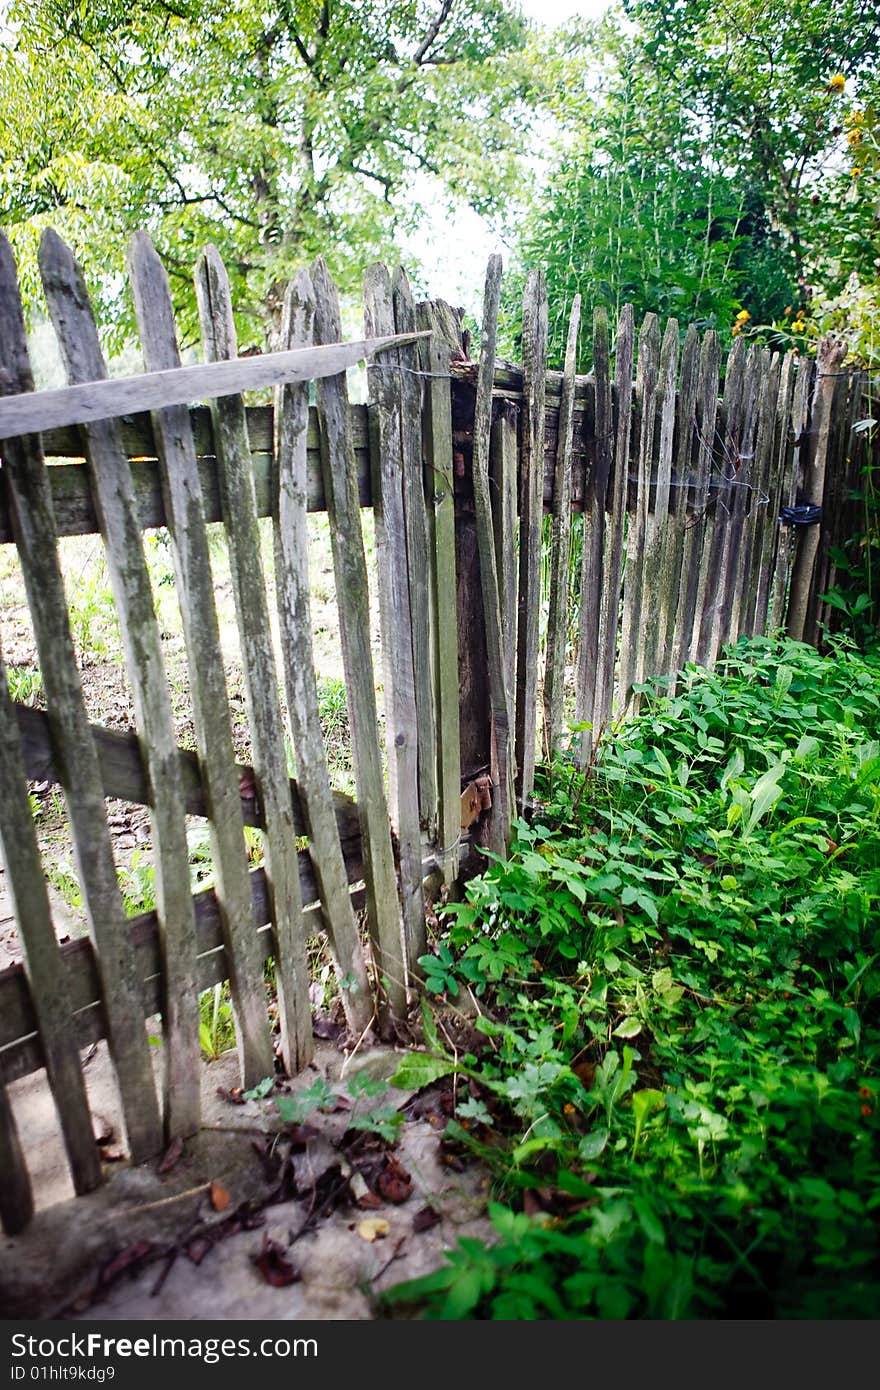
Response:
[[273, 270, 373, 1037], [677, 332, 721, 669], [592, 306, 635, 740], [515, 270, 548, 808], [637, 318, 679, 690], [0, 232, 164, 1163], [618, 313, 660, 712], [364, 263, 426, 969], [0, 1077, 32, 1235], [658, 323, 699, 684], [195, 246, 313, 1074], [740, 352, 781, 637], [756, 352, 796, 635], [695, 338, 745, 666], [311, 257, 407, 1023], [470, 256, 515, 852], [393, 270, 438, 839], [717, 345, 762, 651], [127, 231, 275, 1088], [544, 296, 581, 760], [0, 647, 102, 1197], [417, 303, 461, 886], [39, 229, 201, 1138]]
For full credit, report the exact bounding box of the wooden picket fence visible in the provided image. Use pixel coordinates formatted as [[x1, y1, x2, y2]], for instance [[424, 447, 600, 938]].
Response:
[[0, 238, 867, 1236]]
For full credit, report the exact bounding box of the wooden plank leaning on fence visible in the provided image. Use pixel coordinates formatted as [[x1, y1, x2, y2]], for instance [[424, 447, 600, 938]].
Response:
[[416, 303, 461, 886], [364, 263, 426, 968], [618, 313, 660, 713], [515, 270, 549, 809], [0, 646, 101, 1226], [786, 337, 848, 643], [0, 232, 164, 1164], [311, 256, 407, 1024], [38, 229, 201, 1140], [636, 318, 679, 693], [274, 271, 373, 1038], [591, 306, 635, 745], [470, 256, 515, 854], [394, 270, 439, 841], [127, 231, 275, 1088], [195, 245, 313, 1074], [543, 295, 580, 760]]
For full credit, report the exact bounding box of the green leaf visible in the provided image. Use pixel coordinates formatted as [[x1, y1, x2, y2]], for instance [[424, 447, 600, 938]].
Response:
[[389, 1052, 457, 1090], [613, 1017, 642, 1039]]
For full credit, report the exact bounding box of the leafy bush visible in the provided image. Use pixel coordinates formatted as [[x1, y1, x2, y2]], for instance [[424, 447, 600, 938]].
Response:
[[387, 636, 880, 1318]]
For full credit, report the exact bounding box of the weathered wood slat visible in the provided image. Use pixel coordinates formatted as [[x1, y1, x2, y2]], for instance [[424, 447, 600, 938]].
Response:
[[39, 228, 201, 1141], [13, 702, 361, 850], [0, 333, 425, 442], [514, 269, 548, 808], [617, 313, 660, 711], [637, 318, 679, 692], [195, 245, 312, 1075], [787, 338, 848, 642], [770, 359, 812, 632], [573, 305, 607, 763], [544, 295, 580, 758], [716, 345, 762, 652], [592, 306, 635, 740], [756, 352, 796, 635], [675, 331, 720, 670], [740, 352, 781, 637], [470, 256, 515, 853], [0, 231, 164, 1163], [364, 263, 426, 968], [0, 1078, 32, 1234], [311, 256, 407, 1024], [657, 323, 699, 684], [393, 270, 438, 840], [0, 649, 102, 1198], [274, 270, 373, 1038], [127, 230, 275, 1088], [0, 867, 370, 1087], [490, 401, 519, 727], [695, 339, 745, 666], [417, 303, 461, 886]]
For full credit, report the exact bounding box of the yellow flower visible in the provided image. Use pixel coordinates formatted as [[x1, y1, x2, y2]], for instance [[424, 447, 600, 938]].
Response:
[[852, 166, 862, 177], [848, 129, 863, 146], [846, 109, 864, 125], [792, 320, 805, 332], [735, 309, 750, 323], [827, 73, 846, 93]]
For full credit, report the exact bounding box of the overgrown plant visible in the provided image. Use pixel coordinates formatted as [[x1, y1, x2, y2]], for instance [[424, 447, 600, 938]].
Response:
[[387, 635, 880, 1319]]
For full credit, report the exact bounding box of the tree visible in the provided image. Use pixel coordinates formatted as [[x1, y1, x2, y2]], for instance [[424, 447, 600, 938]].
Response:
[[0, 0, 534, 346]]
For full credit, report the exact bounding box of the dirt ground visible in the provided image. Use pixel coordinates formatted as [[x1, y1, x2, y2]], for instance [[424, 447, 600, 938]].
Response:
[[1, 1035, 492, 1321]]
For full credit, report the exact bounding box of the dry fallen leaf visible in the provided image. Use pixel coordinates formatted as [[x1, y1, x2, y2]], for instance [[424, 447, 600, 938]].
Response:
[[209, 1180, 231, 1212], [357, 1217, 390, 1243], [251, 1232, 299, 1287], [412, 1205, 441, 1234], [376, 1154, 413, 1204], [158, 1136, 184, 1174]]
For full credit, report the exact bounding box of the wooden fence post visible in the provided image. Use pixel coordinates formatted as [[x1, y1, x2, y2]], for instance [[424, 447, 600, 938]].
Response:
[[515, 270, 548, 809]]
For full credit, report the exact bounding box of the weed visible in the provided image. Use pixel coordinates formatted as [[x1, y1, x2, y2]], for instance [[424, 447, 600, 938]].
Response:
[[387, 635, 880, 1319]]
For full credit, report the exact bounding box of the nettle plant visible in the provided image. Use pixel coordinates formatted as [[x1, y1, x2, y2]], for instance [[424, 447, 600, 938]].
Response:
[[387, 635, 880, 1319]]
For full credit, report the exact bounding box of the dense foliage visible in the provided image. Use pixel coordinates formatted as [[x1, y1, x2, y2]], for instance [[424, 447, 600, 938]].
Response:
[[387, 637, 880, 1318], [512, 0, 880, 368], [0, 0, 533, 347]]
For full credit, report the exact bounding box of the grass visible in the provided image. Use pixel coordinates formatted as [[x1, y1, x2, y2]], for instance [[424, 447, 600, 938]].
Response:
[[386, 634, 880, 1319]]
